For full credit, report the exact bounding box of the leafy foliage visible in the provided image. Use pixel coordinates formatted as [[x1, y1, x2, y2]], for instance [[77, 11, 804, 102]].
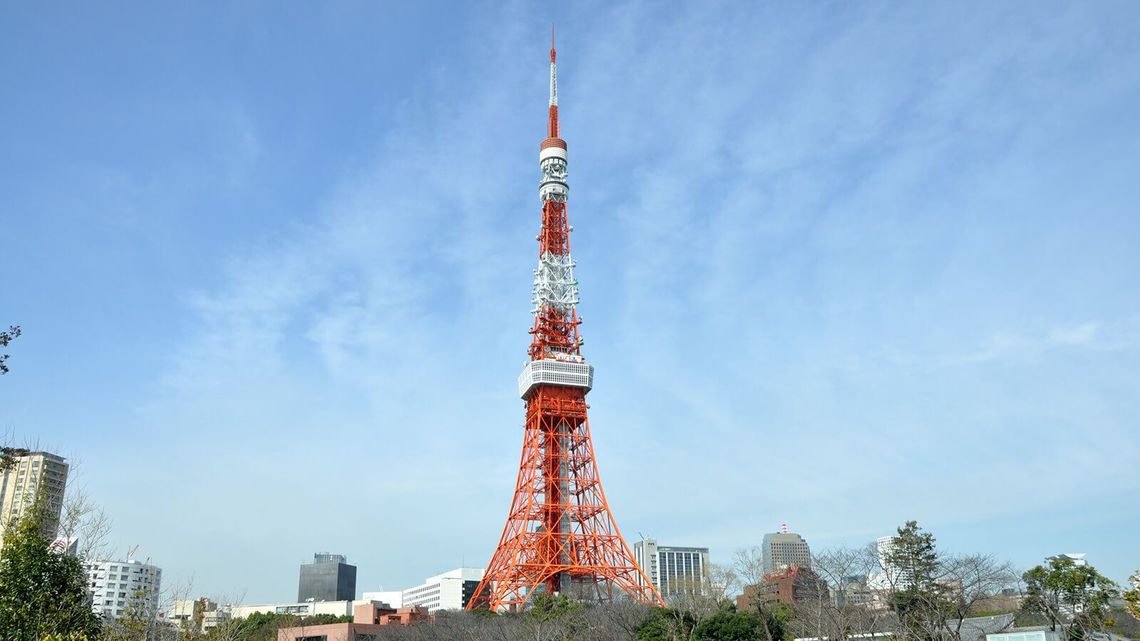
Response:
[[884, 521, 952, 641], [520, 593, 588, 641], [1125, 571, 1140, 621], [1, 324, 20, 375], [1, 445, 31, 472], [200, 611, 353, 641], [693, 610, 767, 641], [0, 501, 103, 641], [1021, 557, 1118, 639], [636, 607, 696, 641]]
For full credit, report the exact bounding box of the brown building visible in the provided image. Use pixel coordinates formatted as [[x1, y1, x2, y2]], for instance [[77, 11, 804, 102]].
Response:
[[738, 566, 828, 609], [276, 603, 431, 641]]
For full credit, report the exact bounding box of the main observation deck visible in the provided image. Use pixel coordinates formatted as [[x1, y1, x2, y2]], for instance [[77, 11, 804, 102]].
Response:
[[518, 358, 594, 399]]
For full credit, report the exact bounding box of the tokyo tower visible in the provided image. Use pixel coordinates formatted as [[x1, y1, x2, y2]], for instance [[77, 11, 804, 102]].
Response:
[[468, 33, 664, 611]]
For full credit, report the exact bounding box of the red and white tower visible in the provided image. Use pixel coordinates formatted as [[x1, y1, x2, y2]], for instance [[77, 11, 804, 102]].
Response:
[[468, 34, 663, 611]]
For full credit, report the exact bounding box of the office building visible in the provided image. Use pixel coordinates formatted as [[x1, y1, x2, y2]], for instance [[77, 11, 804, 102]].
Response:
[[633, 538, 711, 597], [298, 553, 357, 602], [361, 590, 403, 608], [402, 568, 486, 612], [0, 451, 68, 539], [85, 558, 163, 621], [870, 534, 914, 590], [760, 528, 812, 574]]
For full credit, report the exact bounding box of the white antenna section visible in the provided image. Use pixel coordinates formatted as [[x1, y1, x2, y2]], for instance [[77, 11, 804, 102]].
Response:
[[549, 58, 558, 107]]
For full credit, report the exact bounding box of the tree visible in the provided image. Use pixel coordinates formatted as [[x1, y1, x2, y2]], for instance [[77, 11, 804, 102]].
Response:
[[0, 500, 103, 640], [789, 544, 892, 641], [584, 598, 655, 641], [732, 547, 766, 591], [936, 554, 1019, 641], [637, 607, 697, 641], [57, 486, 114, 562], [693, 610, 765, 641], [1021, 557, 1118, 640], [1124, 571, 1140, 621], [1, 445, 31, 472], [102, 588, 158, 641], [1, 324, 20, 375], [883, 521, 951, 641], [520, 593, 589, 641]]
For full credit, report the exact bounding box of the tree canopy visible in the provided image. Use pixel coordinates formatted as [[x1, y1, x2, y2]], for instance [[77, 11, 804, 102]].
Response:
[[0, 324, 20, 375], [1021, 556, 1118, 639], [0, 501, 103, 641]]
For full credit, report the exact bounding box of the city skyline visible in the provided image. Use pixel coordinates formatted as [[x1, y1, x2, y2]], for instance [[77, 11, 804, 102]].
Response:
[[2, 2, 1139, 603]]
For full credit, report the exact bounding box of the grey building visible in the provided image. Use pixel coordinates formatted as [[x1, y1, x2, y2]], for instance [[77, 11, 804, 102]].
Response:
[[761, 529, 812, 574], [633, 538, 711, 597], [298, 553, 357, 602]]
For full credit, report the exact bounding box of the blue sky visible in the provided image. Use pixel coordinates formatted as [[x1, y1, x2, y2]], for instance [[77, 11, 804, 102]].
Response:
[[2, 1, 1138, 603]]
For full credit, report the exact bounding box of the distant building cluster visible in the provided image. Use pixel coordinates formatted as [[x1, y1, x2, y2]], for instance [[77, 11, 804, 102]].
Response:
[[5, 447, 1107, 641]]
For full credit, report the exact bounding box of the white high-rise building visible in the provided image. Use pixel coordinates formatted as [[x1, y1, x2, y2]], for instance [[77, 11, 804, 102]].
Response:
[[0, 451, 69, 539], [402, 568, 485, 612], [85, 558, 162, 621], [869, 534, 921, 591], [361, 590, 403, 608], [633, 538, 710, 597]]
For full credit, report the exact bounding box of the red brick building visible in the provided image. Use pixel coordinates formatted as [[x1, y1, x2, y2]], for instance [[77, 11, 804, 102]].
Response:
[[737, 566, 828, 609], [276, 603, 431, 641]]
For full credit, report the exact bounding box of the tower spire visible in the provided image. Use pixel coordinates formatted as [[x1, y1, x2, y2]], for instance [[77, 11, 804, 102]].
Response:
[[548, 23, 559, 138]]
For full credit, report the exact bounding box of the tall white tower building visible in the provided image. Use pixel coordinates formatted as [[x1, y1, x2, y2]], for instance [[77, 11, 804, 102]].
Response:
[[0, 451, 69, 539]]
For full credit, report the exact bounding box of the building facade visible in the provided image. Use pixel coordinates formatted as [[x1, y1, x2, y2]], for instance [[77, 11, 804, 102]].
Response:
[[232, 599, 378, 620], [361, 590, 403, 608], [0, 451, 69, 539], [275, 603, 430, 641], [737, 566, 828, 609], [84, 558, 163, 621], [168, 598, 230, 634], [298, 553, 357, 602], [760, 530, 812, 574], [633, 539, 711, 597], [401, 568, 486, 612], [870, 534, 917, 590]]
